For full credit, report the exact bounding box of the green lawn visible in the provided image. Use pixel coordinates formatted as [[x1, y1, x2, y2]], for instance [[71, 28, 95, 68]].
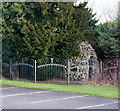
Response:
[[0, 79, 119, 99]]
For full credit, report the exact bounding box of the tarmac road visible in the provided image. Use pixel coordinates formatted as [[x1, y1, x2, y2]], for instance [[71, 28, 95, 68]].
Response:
[[1, 85, 119, 109]]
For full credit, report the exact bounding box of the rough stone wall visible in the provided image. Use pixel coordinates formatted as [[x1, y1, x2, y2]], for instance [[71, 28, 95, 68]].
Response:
[[79, 41, 97, 61], [70, 41, 99, 82]]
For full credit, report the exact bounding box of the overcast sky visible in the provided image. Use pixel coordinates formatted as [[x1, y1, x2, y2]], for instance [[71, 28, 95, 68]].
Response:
[[76, 0, 119, 24]]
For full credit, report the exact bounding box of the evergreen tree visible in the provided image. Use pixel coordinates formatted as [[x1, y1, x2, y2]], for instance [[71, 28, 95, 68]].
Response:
[[2, 2, 97, 60], [94, 19, 120, 60]]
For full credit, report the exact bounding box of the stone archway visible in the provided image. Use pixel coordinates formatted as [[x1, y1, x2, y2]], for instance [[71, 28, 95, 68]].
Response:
[[69, 41, 99, 83]]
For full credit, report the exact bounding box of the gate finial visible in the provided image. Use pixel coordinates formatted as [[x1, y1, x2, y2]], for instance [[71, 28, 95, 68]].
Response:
[[51, 58, 54, 63]]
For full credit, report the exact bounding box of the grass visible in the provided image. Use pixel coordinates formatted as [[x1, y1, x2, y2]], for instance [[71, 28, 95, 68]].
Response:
[[0, 79, 119, 99]]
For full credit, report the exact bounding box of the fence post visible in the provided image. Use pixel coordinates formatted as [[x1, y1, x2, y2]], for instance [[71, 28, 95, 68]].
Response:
[[34, 60, 37, 83], [100, 60, 103, 75], [9, 59, 12, 80], [117, 60, 120, 83], [68, 60, 71, 85]]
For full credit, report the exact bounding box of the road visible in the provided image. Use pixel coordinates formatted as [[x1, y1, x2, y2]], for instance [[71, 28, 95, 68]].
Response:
[[1, 85, 119, 109]]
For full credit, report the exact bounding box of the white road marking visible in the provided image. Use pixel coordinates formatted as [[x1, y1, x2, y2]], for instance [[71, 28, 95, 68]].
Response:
[[75, 101, 119, 109], [1, 91, 51, 98], [31, 95, 89, 104], [0, 87, 17, 90]]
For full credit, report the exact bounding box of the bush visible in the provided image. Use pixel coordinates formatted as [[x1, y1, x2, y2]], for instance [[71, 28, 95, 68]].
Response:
[[36, 66, 64, 81]]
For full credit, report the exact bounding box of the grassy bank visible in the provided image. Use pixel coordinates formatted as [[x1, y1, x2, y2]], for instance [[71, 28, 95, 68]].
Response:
[[0, 79, 119, 99]]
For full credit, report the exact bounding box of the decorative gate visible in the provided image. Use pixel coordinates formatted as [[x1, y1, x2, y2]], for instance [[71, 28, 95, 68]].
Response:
[[36, 58, 68, 84], [10, 58, 35, 81]]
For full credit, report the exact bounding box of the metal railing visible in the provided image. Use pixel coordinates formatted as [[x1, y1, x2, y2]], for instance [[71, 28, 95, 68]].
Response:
[[1, 58, 120, 85]]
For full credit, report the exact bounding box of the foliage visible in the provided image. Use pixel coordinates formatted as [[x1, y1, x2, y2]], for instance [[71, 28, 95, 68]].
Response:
[[37, 66, 64, 81], [2, 2, 97, 60], [93, 19, 120, 60]]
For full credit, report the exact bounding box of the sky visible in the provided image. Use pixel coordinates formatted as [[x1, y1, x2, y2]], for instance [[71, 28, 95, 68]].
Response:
[[76, 0, 120, 24]]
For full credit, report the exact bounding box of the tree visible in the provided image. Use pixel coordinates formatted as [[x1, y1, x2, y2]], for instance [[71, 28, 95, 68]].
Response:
[[2, 2, 97, 60], [93, 19, 120, 60]]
